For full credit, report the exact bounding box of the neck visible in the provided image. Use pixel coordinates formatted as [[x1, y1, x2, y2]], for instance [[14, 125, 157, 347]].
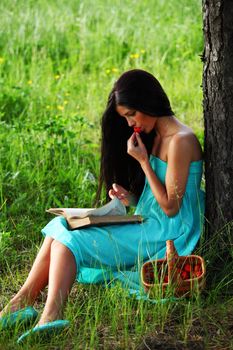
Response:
[[154, 115, 179, 138]]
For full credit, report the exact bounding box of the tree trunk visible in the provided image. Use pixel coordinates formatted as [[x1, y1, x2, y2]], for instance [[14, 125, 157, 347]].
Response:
[[202, 0, 233, 284]]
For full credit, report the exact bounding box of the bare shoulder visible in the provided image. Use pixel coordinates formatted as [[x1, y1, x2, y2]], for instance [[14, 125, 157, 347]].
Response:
[[169, 130, 203, 162]]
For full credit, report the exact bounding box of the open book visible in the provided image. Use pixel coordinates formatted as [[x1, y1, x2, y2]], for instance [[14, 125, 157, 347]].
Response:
[[46, 197, 143, 229]]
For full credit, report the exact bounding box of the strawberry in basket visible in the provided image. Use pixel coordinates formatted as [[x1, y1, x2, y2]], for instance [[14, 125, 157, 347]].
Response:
[[141, 240, 205, 297]]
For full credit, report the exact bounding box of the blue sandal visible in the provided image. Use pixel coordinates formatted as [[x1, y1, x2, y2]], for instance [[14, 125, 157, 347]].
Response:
[[17, 319, 70, 344], [0, 306, 38, 331]]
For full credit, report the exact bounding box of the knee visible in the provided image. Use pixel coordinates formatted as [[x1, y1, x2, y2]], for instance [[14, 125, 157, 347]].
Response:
[[50, 239, 65, 251], [50, 240, 74, 260], [43, 236, 54, 249], [50, 239, 77, 274]]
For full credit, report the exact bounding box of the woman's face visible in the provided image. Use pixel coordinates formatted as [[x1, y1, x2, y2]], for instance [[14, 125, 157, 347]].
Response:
[[116, 105, 156, 133]]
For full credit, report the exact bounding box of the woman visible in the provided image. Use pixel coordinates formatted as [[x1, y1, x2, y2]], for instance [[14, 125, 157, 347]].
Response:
[[0, 69, 205, 342]]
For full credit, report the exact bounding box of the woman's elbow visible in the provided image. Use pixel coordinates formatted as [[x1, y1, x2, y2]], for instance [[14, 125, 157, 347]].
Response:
[[160, 196, 183, 217], [162, 204, 181, 217]]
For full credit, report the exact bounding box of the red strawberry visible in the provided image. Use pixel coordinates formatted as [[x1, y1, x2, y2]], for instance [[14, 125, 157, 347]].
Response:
[[194, 264, 202, 273], [195, 271, 202, 277], [181, 271, 189, 280], [184, 264, 191, 272], [134, 127, 142, 133], [163, 275, 168, 283]]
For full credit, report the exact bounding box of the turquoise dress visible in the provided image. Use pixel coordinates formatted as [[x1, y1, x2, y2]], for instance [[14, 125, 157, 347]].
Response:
[[42, 155, 205, 290]]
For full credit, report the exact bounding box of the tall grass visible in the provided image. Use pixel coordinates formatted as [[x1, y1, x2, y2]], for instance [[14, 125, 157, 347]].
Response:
[[0, 0, 204, 264], [1, 1, 232, 349]]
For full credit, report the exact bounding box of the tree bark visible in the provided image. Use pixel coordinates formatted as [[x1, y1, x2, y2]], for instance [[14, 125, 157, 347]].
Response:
[[202, 0, 233, 284], [203, 0, 233, 229]]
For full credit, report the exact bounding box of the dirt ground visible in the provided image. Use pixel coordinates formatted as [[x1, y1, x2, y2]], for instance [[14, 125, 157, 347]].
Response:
[[137, 302, 233, 350]]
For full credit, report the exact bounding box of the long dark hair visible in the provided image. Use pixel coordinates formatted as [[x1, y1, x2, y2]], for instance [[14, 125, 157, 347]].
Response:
[[96, 69, 174, 204]]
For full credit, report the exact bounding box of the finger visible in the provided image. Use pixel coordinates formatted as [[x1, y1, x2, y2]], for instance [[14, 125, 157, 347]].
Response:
[[129, 132, 135, 140], [112, 184, 127, 198], [112, 193, 125, 200], [135, 133, 145, 146], [128, 134, 137, 148], [109, 189, 116, 197], [133, 132, 138, 146], [128, 133, 136, 144], [135, 132, 142, 141], [112, 183, 119, 192]]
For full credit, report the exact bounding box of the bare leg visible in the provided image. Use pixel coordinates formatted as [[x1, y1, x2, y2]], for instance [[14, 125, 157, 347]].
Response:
[[0, 236, 54, 316], [37, 240, 77, 325]]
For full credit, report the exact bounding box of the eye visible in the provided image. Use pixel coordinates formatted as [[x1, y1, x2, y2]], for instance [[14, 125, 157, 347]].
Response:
[[127, 111, 136, 117]]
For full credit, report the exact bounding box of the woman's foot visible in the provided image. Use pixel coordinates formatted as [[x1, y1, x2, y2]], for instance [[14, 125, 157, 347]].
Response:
[[0, 306, 38, 331], [0, 303, 22, 317], [17, 319, 70, 344], [37, 310, 63, 326], [0, 294, 33, 317]]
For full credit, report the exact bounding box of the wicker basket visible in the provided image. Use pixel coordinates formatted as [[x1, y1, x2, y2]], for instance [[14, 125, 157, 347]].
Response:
[[141, 240, 205, 298]]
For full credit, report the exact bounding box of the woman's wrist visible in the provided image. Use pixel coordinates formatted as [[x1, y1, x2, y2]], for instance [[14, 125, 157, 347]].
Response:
[[140, 157, 150, 170]]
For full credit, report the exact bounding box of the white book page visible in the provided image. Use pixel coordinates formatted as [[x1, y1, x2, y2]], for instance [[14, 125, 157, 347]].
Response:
[[47, 197, 126, 218], [86, 197, 126, 217]]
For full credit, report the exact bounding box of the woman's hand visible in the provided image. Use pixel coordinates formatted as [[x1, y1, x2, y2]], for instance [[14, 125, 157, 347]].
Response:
[[127, 132, 149, 165], [108, 183, 132, 206]]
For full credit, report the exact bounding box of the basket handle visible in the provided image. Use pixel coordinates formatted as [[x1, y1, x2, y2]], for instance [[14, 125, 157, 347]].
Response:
[[166, 240, 178, 260], [166, 240, 181, 285]]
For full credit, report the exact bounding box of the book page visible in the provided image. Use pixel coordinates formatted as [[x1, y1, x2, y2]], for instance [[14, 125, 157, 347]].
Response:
[[85, 197, 126, 217], [47, 197, 126, 218]]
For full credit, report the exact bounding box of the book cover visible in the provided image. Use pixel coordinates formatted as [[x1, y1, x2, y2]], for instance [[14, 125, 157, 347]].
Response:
[[67, 215, 144, 229], [46, 197, 144, 229]]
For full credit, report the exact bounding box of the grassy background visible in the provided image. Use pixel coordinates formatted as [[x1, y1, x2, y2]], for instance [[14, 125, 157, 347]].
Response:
[[0, 0, 232, 349], [0, 0, 204, 268]]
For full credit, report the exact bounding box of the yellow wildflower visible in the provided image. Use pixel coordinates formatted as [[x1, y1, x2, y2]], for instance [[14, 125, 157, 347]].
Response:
[[130, 53, 140, 59], [55, 75, 60, 80], [140, 49, 146, 54], [105, 69, 111, 74], [64, 100, 68, 105], [112, 68, 119, 73], [0, 57, 4, 64], [57, 105, 64, 111]]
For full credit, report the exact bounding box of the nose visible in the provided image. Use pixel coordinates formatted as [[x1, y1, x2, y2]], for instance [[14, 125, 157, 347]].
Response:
[[126, 117, 135, 127]]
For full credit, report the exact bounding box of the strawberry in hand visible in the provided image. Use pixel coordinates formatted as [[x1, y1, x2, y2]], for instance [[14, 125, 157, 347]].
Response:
[[133, 126, 142, 134], [127, 132, 148, 164], [132, 127, 142, 146]]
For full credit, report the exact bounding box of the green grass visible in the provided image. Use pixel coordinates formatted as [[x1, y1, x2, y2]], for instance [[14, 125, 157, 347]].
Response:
[[0, 0, 232, 349]]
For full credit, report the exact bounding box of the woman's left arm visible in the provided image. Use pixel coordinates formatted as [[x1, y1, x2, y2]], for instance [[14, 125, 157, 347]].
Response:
[[128, 133, 193, 217]]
